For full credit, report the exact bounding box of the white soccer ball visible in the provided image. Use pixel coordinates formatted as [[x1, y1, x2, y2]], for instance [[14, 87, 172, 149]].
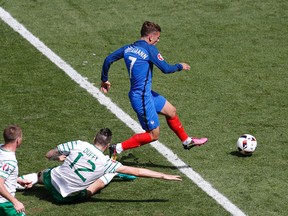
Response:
[[236, 134, 257, 155]]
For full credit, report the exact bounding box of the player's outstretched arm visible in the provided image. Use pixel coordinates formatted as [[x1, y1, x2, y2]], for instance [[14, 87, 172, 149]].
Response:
[[116, 166, 182, 181]]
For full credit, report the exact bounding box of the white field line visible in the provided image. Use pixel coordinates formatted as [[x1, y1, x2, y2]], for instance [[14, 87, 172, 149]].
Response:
[[0, 7, 246, 216]]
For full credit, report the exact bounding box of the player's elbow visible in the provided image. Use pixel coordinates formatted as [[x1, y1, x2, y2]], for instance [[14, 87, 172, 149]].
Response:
[[104, 56, 115, 66]]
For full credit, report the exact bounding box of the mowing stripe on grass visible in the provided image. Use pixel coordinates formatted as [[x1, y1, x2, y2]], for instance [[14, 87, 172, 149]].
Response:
[[0, 7, 246, 216]]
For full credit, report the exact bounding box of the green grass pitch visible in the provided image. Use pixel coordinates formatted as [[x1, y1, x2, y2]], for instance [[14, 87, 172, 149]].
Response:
[[0, 0, 287, 215]]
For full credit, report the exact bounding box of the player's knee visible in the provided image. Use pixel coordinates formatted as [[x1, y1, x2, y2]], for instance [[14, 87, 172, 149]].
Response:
[[166, 106, 176, 118], [151, 134, 159, 140], [171, 106, 177, 117]]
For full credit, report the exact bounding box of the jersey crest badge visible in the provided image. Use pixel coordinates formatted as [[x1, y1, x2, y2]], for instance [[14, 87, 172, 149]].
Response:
[[1, 164, 10, 172], [157, 53, 164, 61]]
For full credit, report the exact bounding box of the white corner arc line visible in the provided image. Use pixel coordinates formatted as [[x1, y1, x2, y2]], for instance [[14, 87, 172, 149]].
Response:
[[0, 7, 246, 216]]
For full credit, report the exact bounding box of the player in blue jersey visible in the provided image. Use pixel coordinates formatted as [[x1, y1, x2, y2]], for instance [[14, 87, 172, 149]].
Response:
[[101, 21, 208, 158]]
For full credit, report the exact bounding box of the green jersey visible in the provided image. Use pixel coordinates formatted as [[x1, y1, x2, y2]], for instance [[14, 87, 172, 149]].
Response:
[[0, 144, 18, 203], [51, 140, 122, 197]]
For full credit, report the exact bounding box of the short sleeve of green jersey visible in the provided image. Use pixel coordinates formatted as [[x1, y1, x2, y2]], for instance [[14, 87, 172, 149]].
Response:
[[104, 158, 123, 174], [57, 140, 81, 155]]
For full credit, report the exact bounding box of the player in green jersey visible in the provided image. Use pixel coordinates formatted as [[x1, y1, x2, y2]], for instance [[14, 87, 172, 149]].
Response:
[[0, 125, 33, 216], [18, 128, 181, 203]]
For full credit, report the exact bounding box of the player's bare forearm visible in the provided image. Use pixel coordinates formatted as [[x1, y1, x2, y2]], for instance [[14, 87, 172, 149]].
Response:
[[137, 168, 182, 181], [86, 178, 106, 197], [0, 178, 25, 212], [117, 166, 182, 181]]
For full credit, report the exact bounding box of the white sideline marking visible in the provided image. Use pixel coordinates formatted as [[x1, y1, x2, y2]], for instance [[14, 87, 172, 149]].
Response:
[[0, 7, 246, 216]]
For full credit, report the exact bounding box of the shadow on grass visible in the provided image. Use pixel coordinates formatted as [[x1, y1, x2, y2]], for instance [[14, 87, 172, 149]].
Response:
[[86, 198, 168, 203], [119, 153, 189, 170], [21, 185, 55, 203], [229, 151, 252, 157], [20, 185, 168, 205]]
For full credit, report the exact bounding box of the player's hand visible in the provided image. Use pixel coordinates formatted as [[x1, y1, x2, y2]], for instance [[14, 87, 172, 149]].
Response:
[[17, 178, 33, 189], [101, 81, 111, 93], [13, 200, 25, 213], [180, 63, 190, 71], [164, 174, 182, 181], [58, 155, 66, 162]]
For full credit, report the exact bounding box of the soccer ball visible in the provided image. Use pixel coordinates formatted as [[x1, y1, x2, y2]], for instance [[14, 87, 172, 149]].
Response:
[[236, 134, 257, 155]]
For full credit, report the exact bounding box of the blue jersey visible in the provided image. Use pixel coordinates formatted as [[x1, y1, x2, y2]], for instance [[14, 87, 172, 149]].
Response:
[[101, 40, 183, 130], [101, 40, 183, 97]]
